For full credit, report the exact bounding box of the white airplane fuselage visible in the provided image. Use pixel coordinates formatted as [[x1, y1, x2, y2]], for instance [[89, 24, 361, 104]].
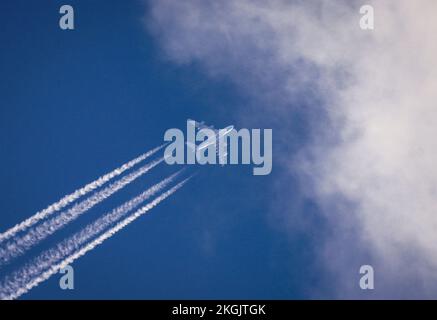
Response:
[[197, 125, 233, 151]]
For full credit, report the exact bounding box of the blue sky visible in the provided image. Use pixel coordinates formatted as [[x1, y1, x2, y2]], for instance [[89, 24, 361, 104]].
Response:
[[3, 0, 437, 299], [0, 0, 328, 299]]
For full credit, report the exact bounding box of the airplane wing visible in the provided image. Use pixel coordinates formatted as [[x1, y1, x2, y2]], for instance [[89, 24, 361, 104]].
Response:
[[189, 119, 215, 131]]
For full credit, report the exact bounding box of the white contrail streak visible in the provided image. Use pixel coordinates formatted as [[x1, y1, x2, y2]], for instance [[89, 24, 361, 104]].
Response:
[[0, 157, 165, 265], [0, 176, 191, 300], [0, 144, 166, 243]]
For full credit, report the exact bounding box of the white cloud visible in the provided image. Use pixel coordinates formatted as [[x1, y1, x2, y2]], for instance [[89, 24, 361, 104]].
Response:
[[147, 0, 437, 297]]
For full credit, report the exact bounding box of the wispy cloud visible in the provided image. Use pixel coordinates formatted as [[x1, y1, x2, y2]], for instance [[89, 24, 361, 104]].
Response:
[[147, 0, 437, 297]]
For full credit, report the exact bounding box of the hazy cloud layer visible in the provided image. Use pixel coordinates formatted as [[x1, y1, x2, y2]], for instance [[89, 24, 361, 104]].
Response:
[[147, 0, 437, 297]]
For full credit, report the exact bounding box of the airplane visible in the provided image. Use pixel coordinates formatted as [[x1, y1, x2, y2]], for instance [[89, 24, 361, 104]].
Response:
[[186, 119, 234, 165]]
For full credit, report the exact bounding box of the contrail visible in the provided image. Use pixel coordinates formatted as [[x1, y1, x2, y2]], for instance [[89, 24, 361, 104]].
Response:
[[0, 144, 166, 243], [0, 157, 165, 265], [0, 177, 191, 300]]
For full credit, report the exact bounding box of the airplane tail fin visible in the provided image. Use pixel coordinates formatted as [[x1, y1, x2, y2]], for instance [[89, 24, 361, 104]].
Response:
[[188, 119, 210, 130]]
